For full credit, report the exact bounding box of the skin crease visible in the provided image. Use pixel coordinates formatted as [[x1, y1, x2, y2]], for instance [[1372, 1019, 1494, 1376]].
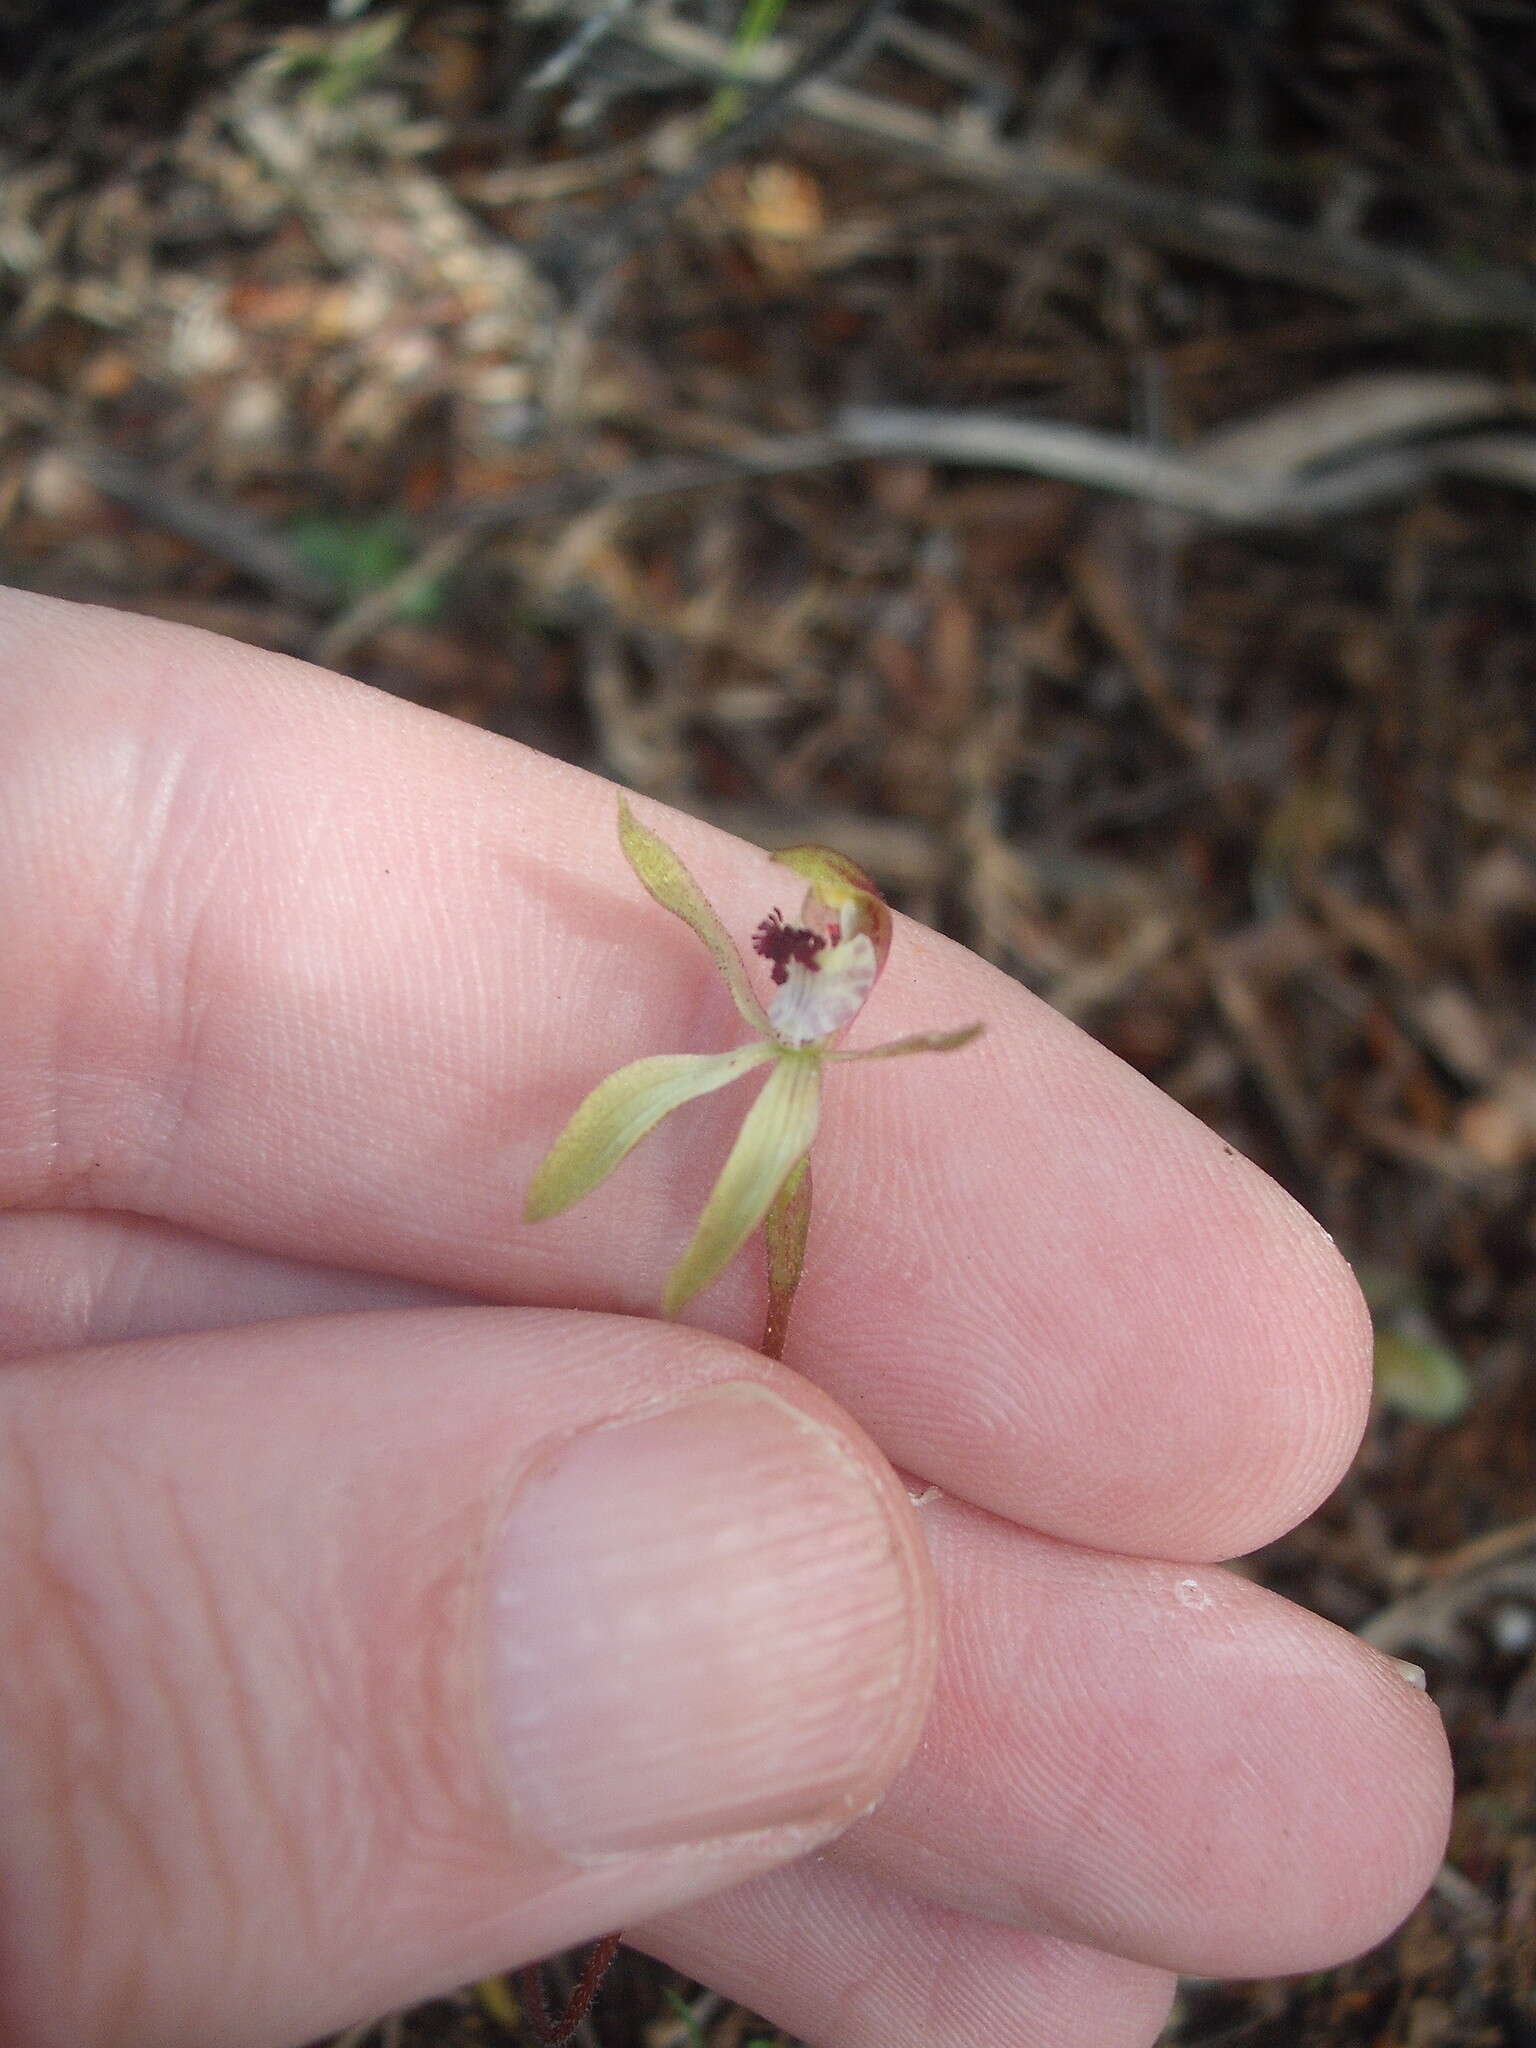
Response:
[[0, 587, 1452, 2048]]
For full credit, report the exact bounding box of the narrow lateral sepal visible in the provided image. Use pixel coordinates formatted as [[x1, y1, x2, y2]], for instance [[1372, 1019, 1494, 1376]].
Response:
[[525, 1044, 774, 1222], [664, 1054, 823, 1315], [827, 1022, 984, 1062]]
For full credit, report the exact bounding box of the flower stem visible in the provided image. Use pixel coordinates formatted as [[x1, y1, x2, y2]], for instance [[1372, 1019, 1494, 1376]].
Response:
[[515, 1932, 622, 2046]]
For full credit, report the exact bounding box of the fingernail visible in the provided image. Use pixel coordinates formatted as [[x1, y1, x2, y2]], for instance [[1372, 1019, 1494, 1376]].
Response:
[[1388, 1656, 1429, 1691], [486, 1382, 917, 1857]]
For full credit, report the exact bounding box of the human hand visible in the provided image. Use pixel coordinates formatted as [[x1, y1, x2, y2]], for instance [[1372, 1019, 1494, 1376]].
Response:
[[0, 587, 1450, 2048]]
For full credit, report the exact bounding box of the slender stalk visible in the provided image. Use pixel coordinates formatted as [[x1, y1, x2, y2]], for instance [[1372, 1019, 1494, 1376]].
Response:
[[710, 0, 790, 126], [515, 1932, 622, 2047]]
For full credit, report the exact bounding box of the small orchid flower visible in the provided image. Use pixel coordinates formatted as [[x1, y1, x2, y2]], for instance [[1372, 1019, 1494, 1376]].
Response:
[[525, 796, 982, 1356]]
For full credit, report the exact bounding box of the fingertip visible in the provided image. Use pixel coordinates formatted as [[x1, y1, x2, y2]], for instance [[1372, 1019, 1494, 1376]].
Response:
[[1171, 1620, 1455, 1976], [1144, 1147, 1376, 1559], [1336, 1645, 1455, 1959], [852, 1517, 1454, 1981]]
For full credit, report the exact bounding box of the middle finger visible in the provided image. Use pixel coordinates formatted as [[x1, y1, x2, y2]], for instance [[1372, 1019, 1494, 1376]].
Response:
[[827, 1493, 1449, 1977]]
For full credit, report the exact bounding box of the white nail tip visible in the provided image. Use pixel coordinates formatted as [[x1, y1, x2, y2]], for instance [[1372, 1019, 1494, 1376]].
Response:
[[1388, 1657, 1429, 1691]]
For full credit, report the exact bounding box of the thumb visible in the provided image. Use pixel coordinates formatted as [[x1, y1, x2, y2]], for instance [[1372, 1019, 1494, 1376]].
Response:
[[0, 1306, 935, 2048]]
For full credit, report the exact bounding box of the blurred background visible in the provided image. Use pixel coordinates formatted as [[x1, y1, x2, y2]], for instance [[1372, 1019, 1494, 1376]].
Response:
[[3, 2, 1535, 2042]]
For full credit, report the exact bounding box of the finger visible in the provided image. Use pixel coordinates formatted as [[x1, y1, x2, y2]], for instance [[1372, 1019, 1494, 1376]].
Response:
[[0, 1208, 459, 1359], [0, 1226, 1448, 1987], [0, 1308, 933, 2048], [2, 587, 1367, 1557], [830, 1495, 1452, 1977], [637, 1857, 1175, 2048]]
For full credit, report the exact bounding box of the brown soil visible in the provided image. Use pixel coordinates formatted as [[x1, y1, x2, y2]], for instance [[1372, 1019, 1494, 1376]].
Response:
[[3, 5, 1534, 2044]]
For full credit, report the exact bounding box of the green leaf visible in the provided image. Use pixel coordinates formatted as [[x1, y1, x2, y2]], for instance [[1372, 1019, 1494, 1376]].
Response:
[[709, 0, 790, 126], [473, 1975, 518, 2027], [660, 1989, 708, 2048], [828, 1022, 984, 1061], [664, 1054, 822, 1315], [762, 1153, 811, 1359], [286, 513, 444, 619], [617, 797, 772, 1035], [525, 1044, 773, 1222], [1373, 1328, 1471, 1424]]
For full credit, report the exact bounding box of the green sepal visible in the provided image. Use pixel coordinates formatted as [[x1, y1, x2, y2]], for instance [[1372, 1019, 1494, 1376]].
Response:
[[525, 1043, 773, 1222], [664, 1053, 823, 1316], [826, 1022, 984, 1062], [618, 797, 773, 1034]]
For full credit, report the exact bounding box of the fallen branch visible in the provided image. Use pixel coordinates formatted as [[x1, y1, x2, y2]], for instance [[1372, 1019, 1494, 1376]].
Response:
[[0, 371, 339, 607], [835, 372, 1536, 524], [314, 375, 1536, 658], [78, 448, 341, 608], [615, 10, 1536, 334]]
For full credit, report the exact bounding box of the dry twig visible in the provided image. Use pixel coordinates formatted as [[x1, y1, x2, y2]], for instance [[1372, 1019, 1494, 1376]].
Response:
[[535, 0, 901, 295], [1361, 1517, 1536, 1658], [0, 371, 339, 605], [615, 10, 1536, 334]]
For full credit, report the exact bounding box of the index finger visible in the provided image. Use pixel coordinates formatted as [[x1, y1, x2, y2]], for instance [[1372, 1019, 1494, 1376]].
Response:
[[0, 588, 1370, 1558]]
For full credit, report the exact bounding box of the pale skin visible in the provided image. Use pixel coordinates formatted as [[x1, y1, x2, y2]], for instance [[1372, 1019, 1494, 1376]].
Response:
[[0, 586, 1450, 2048]]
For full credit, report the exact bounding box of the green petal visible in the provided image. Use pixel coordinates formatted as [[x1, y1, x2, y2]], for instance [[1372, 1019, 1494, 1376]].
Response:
[[618, 796, 772, 1034], [664, 1054, 823, 1316], [827, 1022, 984, 1061], [762, 1154, 811, 1360], [525, 1044, 774, 1222]]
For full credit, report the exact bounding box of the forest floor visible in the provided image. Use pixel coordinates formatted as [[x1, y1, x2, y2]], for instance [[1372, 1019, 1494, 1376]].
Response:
[[3, 3, 1535, 2043]]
